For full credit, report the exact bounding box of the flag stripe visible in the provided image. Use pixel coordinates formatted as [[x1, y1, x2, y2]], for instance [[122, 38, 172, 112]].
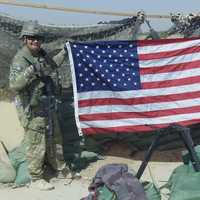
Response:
[[82, 119, 200, 135], [142, 75, 200, 89], [79, 98, 200, 114], [141, 68, 200, 82], [78, 83, 200, 100], [140, 60, 200, 75], [80, 112, 200, 128], [80, 105, 200, 121], [139, 45, 200, 60], [78, 90, 200, 107], [139, 52, 200, 68], [138, 38, 200, 52]]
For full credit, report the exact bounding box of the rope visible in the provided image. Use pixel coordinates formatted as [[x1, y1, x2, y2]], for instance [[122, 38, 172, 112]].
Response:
[[0, 0, 171, 19]]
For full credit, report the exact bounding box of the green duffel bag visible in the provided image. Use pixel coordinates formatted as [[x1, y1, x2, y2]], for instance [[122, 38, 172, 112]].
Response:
[[9, 146, 31, 186], [143, 182, 161, 200], [167, 164, 200, 200], [0, 141, 16, 183], [97, 185, 117, 200]]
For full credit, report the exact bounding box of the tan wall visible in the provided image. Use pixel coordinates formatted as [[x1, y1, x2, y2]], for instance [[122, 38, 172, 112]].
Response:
[[0, 101, 24, 151]]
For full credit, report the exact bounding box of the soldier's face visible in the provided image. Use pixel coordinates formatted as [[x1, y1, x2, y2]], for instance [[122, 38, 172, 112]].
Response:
[[25, 36, 42, 53]]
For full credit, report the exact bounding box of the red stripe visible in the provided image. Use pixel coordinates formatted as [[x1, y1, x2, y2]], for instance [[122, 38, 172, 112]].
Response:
[[143, 76, 200, 89], [79, 90, 200, 107], [79, 105, 200, 121], [137, 37, 200, 47], [139, 45, 200, 60], [82, 119, 200, 135], [140, 60, 200, 75]]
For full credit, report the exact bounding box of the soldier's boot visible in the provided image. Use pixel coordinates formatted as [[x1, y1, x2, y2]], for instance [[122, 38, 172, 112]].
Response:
[[55, 167, 81, 184], [29, 179, 55, 191], [64, 171, 82, 185], [55, 165, 70, 179], [55, 169, 81, 185]]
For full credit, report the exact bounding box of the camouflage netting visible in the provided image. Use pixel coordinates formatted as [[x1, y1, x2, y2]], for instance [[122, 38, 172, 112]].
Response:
[[0, 11, 147, 88], [2, 12, 200, 88], [1, 12, 200, 156]]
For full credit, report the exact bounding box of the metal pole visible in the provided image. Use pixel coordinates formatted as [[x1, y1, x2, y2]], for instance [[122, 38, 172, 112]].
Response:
[[136, 131, 162, 179], [0, 0, 171, 19]]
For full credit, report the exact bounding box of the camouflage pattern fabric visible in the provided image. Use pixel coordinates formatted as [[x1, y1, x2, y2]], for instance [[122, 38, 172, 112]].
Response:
[[9, 45, 67, 179], [21, 113, 66, 179]]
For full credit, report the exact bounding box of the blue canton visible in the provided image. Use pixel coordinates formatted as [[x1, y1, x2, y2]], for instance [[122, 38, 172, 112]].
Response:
[[70, 41, 141, 92]]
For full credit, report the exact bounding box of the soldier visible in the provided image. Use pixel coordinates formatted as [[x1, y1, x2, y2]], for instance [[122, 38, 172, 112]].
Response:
[[9, 21, 70, 190]]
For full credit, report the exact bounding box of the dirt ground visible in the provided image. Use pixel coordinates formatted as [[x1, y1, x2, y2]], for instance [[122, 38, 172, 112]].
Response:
[[0, 101, 183, 200]]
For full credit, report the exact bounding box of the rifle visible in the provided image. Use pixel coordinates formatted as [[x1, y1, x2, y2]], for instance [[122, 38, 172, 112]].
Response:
[[40, 75, 57, 159]]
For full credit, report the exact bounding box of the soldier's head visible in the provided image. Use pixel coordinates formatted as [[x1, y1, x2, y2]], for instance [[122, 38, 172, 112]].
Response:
[[20, 21, 44, 53]]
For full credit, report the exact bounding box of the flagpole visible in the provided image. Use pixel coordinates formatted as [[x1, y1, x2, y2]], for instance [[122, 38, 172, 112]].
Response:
[[0, 0, 171, 19]]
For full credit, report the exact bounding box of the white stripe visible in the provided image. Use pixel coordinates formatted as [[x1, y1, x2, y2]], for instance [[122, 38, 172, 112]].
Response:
[[66, 42, 82, 136], [79, 98, 200, 115], [78, 83, 200, 100], [80, 112, 200, 128], [141, 68, 200, 82], [139, 52, 200, 68], [138, 39, 200, 54]]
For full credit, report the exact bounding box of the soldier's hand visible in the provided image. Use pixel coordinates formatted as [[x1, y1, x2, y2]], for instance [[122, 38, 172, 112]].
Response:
[[33, 62, 42, 73], [24, 65, 35, 79], [64, 44, 68, 52], [24, 63, 42, 79]]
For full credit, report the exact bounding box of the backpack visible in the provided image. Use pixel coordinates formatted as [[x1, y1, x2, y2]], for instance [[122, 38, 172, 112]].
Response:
[[81, 163, 147, 200]]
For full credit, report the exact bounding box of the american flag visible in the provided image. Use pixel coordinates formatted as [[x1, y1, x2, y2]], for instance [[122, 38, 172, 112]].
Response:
[[66, 38, 200, 135]]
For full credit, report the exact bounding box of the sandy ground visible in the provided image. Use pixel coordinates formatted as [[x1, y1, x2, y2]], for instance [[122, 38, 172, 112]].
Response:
[[0, 157, 181, 200], [0, 101, 182, 200]]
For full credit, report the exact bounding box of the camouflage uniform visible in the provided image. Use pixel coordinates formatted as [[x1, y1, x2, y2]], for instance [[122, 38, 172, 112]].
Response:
[[9, 43, 67, 180]]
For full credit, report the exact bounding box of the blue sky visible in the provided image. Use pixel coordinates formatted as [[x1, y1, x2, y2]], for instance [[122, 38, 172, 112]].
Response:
[[0, 0, 200, 31]]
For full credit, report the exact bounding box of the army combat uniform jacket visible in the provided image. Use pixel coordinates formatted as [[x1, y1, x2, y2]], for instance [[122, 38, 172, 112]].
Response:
[[9, 45, 67, 179]]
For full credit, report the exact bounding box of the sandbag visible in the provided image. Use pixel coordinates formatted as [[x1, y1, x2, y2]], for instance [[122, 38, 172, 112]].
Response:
[[0, 141, 16, 183], [167, 164, 200, 200], [143, 182, 161, 200], [167, 145, 200, 200], [96, 185, 117, 200], [9, 146, 31, 186]]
